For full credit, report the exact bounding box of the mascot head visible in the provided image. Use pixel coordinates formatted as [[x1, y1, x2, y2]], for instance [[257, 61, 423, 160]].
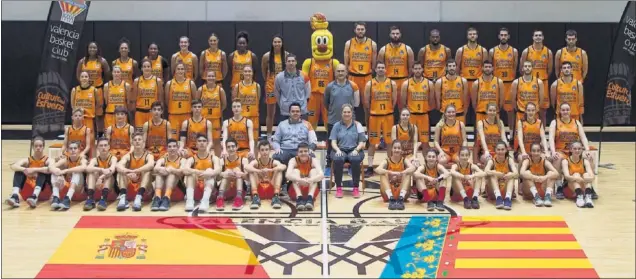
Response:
[[310, 13, 333, 60]]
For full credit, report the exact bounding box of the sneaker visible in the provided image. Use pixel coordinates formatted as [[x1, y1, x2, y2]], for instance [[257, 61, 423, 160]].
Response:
[[471, 197, 480, 209], [296, 197, 306, 211], [495, 196, 504, 209], [185, 199, 195, 212], [352, 187, 361, 199], [436, 200, 445, 211], [534, 195, 544, 207], [388, 197, 397, 210], [364, 167, 375, 178], [556, 184, 565, 200], [335, 187, 344, 198], [590, 187, 599, 199], [279, 185, 291, 201], [503, 197, 512, 210], [150, 197, 161, 211], [26, 195, 38, 208], [132, 195, 142, 211], [116, 195, 129, 211], [543, 194, 553, 207], [6, 194, 20, 208], [232, 196, 244, 211], [427, 201, 435, 211], [159, 197, 170, 211], [97, 199, 108, 211], [60, 197, 71, 210], [396, 197, 405, 210], [84, 198, 95, 211], [584, 194, 594, 208], [199, 198, 210, 212], [324, 167, 331, 177], [250, 195, 261, 210], [215, 197, 224, 211], [576, 195, 585, 208], [305, 196, 315, 211], [271, 195, 282, 209], [463, 197, 471, 209]]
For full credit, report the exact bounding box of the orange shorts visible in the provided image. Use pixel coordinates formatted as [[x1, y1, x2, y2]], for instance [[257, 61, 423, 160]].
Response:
[[467, 79, 476, 93], [381, 183, 405, 202], [103, 113, 128, 131], [169, 113, 191, 136], [441, 148, 460, 163], [454, 113, 466, 124], [503, 82, 514, 111], [411, 113, 430, 143], [368, 114, 394, 145], [265, 76, 277, 105], [135, 111, 152, 132], [83, 117, 95, 134], [349, 74, 372, 100], [204, 117, 222, 139], [95, 87, 104, 116], [390, 77, 407, 107], [246, 116, 260, 141], [308, 93, 327, 129], [540, 80, 550, 109]]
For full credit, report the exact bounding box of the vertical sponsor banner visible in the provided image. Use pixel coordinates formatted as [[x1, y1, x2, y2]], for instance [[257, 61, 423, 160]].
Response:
[[32, 0, 91, 138], [602, 1, 635, 126]]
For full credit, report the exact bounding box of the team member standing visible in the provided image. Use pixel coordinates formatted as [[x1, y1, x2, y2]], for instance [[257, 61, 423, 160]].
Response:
[[71, 71, 98, 135], [375, 141, 416, 210], [419, 29, 452, 81], [286, 143, 324, 211], [520, 30, 553, 124], [145, 42, 170, 81], [262, 35, 289, 138], [435, 59, 469, 123], [489, 28, 518, 128], [483, 141, 517, 210], [510, 61, 544, 134], [344, 22, 377, 121], [245, 140, 287, 209], [200, 33, 228, 85], [229, 31, 259, 88], [472, 61, 504, 124], [519, 143, 559, 207], [456, 27, 488, 95], [434, 105, 468, 167], [106, 107, 134, 160], [199, 71, 226, 156], [116, 133, 155, 211], [232, 66, 261, 142], [151, 139, 185, 211], [378, 26, 414, 102], [275, 54, 311, 118], [49, 142, 87, 210], [561, 141, 595, 208], [171, 36, 198, 80], [61, 109, 92, 160], [142, 101, 171, 160], [6, 136, 52, 208], [221, 101, 256, 160], [183, 134, 222, 212], [77, 42, 110, 136], [103, 66, 130, 129], [179, 100, 213, 158], [112, 39, 139, 86], [555, 30, 588, 82], [401, 62, 435, 154], [131, 59, 164, 131], [166, 63, 198, 136], [515, 102, 550, 162], [84, 138, 117, 211], [364, 62, 397, 176], [550, 62, 584, 122]]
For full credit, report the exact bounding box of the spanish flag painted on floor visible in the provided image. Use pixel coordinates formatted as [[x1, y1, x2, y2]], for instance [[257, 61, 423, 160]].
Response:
[[36, 216, 268, 278]]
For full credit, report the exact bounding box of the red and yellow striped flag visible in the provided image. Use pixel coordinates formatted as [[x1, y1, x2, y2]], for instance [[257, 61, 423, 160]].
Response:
[[37, 216, 268, 278]]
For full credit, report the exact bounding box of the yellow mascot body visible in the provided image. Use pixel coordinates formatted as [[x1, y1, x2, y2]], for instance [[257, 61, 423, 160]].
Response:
[[302, 13, 340, 129]]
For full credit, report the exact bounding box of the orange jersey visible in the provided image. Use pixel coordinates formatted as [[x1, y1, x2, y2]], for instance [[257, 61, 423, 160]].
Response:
[[528, 157, 546, 176], [560, 48, 584, 81], [556, 78, 581, 116], [395, 124, 414, 156], [440, 120, 462, 155], [295, 156, 312, 177], [555, 118, 580, 151], [96, 154, 113, 169], [105, 81, 127, 113], [457, 162, 473, 175], [493, 46, 515, 81], [423, 44, 447, 80], [145, 119, 169, 158], [309, 59, 335, 94], [460, 45, 485, 79], [110, 123, 132, 151], [203, 49, 223, 81], [348, 38, 373, 75], [387, 157, 406, 172], [145, 55, 165, 78], [164, 154, 182, 169], [67, 125, 88, 151], [224, 156, 244, 171], [384, 43, 409, 78], [136, 76, 159, 110], [482, 119, 501, 152], [257, 158, 275, 181], [440, 76, 465, 113], [494, 157, 511, 174], [406, 78, 431, 113], [521, 119, 542, 147], [424, 164, 439, 178], [64, 156, 82, 180], [567, 157, 586, 175], [128, 152, 149, 170], [228, 117, 250, 150], [192, 153, 214, 171], [527, 46, 550, 80], [516, 76, 540, 112], [175, 51, 195, 79], [475, 76, 500, 113], [370, 78, 393, 115], [28, 155, 49, 168], [80, 59, 104, 87], [231, 50, 253, 86], [237, 81, 259, 116], [266, 52, 284, 91], [185, 118, 208, 150], [73, 86, 96, 118], [168, 79, 193, 114], [201, 84, 222, 120], [114, 58, 134, 85]]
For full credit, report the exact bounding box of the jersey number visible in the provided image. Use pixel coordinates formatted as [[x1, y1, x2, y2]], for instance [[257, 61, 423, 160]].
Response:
[[358, 65, 364, 71], [318, 80, 325, 87], [178, 102, 182, 108], [469, 70, 476, 76], [501, 71, 508, 78], [380, 104, 386, 110], [144, 99, 150, 106], [245, 106, 250, 112], [207, 108, 213, 115], [394, 68, 399, 75], [417, 104, 421, 110]]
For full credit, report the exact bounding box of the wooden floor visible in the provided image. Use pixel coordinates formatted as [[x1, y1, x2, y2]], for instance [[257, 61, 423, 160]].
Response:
[[2, 139, 635, 278]]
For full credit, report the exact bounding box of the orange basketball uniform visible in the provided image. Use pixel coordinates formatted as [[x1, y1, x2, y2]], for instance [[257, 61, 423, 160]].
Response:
[[104, 80, 127, 129], [348, 38, 373, 98], [73, 85, 97, 133], [288, 156, 318, 201], [368, 78, 394, 145], [440, 120, 462, 162], [555, 118, 580, 157], [475, 76, 501, 123], [135, 76, 160, 130], [185, 118, 208, 152], [228, 117, 250, 158], [193, 153, 214, 180], [491, 157, 512, 198], [440, 76, 466, 123], [113, 58, 134, 85], [20, 156, 50, 201], [145, 55, 165, 78], [460, 44, 485, 89], [308, 59, 335, 128], [515, 76, 540, 122], [236, 81, 260, 140], [526, 157, 547, 199], [266, 52, 284, 104], [203, 49, 224, 82], [381, 158, 407, 202], [109, 123, 132, 160], [406, 77, 432, 143], [514, 118, 542, 152], [175, 51, 195, 79], [555, 78, 583, 120], [145, 119, 169, 160], [479, 119, 501, 158], [80, 59, 104, 116], [493, 46, 516, 111], [527, 46, 550, 108], [168, 78, 193, 135], [201, 84, 223, 139], [423, 44, 447, 80], [231, 50, 253, 86], [559, 48, 584, 81], [124, 151, 149, 200], [66, 125, 88, 156], [384, 43, 409, 95], [395, 124, 415, 157], [255, 158, 277, 198]]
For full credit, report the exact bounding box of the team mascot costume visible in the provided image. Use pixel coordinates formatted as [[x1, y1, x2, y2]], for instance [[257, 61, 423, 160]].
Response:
[[302, 13, 340, 129]]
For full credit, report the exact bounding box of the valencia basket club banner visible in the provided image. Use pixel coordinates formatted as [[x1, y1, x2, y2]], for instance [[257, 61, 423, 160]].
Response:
[[603, 1, 635, 126], [32, 0, 90, 138]]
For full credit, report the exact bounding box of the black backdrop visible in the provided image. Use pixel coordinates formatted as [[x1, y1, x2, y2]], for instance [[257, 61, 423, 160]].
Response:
[[3, 20, 635, 127]]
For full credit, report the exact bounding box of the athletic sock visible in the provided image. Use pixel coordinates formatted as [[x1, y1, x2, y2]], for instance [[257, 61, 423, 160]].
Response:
[[165, 188, 172, 199], [574, 188, 582, 196], [137, 188, 146, 197], [460, 189, 467, 199], [186, 187, 194, 200], [52, 186, 60, 198], [385, 189, 392, 199], [399, 190, 407, 199], [473, 188, 480, 198], [545, 188, 553, 196], [218, 189, 225, 198], [33, 186, 42, 198], [155, 188, 162, 197], [438, 187, 446, 201], [494, 188, 501, 198], [67, 188, 75, 199], [584, 188, 592, 195], [530, 186, 538, 197], [101, 188, 110, 199], [202, 187, 212, 202], [87, 189, 95, 198], [11, 187, 19, 195], [367, 156, 374, 167]]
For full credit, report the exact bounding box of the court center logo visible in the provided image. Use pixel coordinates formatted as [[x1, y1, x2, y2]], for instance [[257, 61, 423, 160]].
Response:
[[58, 0, 88, 25], [95, 233, 148, 260]]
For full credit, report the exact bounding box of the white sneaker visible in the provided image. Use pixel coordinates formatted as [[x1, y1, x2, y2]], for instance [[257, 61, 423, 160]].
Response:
[[534, 196, 544, 207], [116, 194, 129, 211], [198, 199, 209, 212], [584, 194, 594, 208], [184, 199, 195, 212], [576, 195, 585, 208], [543, 194, 553, 207]]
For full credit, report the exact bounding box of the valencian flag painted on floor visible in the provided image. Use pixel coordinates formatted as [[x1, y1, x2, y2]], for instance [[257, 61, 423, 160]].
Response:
[[32, 0, 90, 139], [602, 1, 635, 126]]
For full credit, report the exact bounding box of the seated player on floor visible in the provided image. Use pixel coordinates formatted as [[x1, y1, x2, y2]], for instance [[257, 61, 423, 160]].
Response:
[[483, 141, 517, 210], [519, 143, 559, 207], [434, 104, 467, 168], [561, 141, 595, 208], [217, 138, 249, 211], [450, 147, 486, 209], [115, 132, 155, 211], [106, 106, 134, 160], [6, 136, 53, 208], [286, 142, 324, 211], [375, 141, 416, 211], [49, 141, 88, 211], [84, 137, 118, 211], [183, 134, 222, 212], [60, 108, 91, 160], [413, 149, 451, 211], [244, 140, 286, 209], [151, 139, 187, 211]]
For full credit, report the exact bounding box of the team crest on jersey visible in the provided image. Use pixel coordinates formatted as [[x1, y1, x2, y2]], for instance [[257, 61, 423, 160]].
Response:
[[572, 86, 577, 91], [532, 84, 538, 89], [541, 54, 547, 59], [385, 84, 390, 89], [439, 53, 445, 58], [477, 52, 482, 57], [400, 50, 405, 55], [456, 82, 462, 87], [508, 53, 513, 58], [492, 84, 497, 89], [95, 233, 148, 260], [365, 46, 370, 51], [576, 55, 580, 59], [422, 84, 428, 89]]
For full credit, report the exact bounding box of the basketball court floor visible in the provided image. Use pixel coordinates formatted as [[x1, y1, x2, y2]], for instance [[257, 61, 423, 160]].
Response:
[[2, 139, 635, 278]]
